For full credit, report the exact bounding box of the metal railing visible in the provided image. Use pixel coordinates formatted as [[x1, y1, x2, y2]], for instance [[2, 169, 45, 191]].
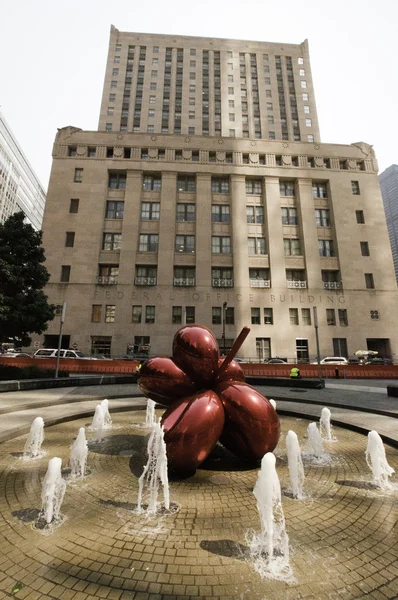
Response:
[[323, 281, 342, 290], [250, 279, 270, 288], [134, 276, 157, 286], [287, 280, 307, 288], [173, 277, 195, 287], [212, 278, 234, 287], [97, 276, 119, 285]]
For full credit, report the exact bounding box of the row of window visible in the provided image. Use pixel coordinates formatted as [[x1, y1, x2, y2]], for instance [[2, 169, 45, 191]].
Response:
[[251, 307, 349, 326]]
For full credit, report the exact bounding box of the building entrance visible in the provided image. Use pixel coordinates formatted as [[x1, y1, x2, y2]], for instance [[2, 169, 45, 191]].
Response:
[[366, 338, 391, 359]]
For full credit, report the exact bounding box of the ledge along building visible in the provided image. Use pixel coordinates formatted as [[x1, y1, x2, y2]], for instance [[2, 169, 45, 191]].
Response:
[[36, 27, 398, 361]]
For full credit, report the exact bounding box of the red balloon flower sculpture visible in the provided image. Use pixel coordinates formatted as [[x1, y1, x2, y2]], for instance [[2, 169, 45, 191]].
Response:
[[138, 325, 280, 473]]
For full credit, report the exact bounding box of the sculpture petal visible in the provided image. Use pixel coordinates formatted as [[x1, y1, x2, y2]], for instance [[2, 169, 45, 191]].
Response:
[[161, 389, 225, 472], [173, 325, 219, 388], [215, 381, 280, 461], [216, 358, 245, 383], [138, 357, 196, 406]]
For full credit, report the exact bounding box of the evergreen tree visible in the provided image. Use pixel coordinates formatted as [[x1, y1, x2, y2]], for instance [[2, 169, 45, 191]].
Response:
[[0, 211, 54, 346]]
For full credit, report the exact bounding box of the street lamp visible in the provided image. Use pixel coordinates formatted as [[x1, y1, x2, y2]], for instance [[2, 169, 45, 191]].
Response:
[[313, 306, 322, 380], [222, 301, 228, 355], [55, 301, 67, 379]]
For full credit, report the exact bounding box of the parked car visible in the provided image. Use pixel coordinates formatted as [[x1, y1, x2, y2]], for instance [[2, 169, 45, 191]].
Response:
[[33, 349, 95, 359], [366, 357, 393, 365], [0, 352, 31, 358], [319, 357, 349, 365], [267, 358, 288, 364]]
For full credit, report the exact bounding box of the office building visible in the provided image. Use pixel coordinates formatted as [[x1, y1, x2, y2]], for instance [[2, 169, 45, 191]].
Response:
[[0, 111, 46, 229], [380, 164, 398, 284], [36, 29, 398, 361]]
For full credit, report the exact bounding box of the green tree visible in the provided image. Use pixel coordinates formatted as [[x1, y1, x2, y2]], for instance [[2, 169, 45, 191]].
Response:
[[0, 211, 54, 347]]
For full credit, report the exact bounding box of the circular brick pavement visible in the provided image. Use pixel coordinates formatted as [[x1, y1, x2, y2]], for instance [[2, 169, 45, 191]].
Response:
[[0, 410, 397, 599]]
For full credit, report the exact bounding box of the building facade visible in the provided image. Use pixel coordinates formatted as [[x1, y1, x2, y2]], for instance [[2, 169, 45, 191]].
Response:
[[380, 164, 398, 284], [98, 27, 320, 143], [0, 111, 46, 229], [38, 127, 398, 361]]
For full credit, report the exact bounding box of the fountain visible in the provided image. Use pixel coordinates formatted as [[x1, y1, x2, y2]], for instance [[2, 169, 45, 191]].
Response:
[[91, 405, 105, 442], [137, 420, 170, 514], [307, 422, 324, 458], [286, 430, 305, 499], [320, 407, 333, 441], [249, 452, 291, 579], [41, 457, 66, 524], [69, 428, 88, 479], [365, 430, 395, 489], [101, 399, 112, 429], [269, 399, 276, 410], [145, 399, 156, 428], [23, 417, 45, 458]]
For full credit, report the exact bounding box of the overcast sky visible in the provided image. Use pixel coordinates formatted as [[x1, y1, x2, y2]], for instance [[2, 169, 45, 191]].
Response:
[[1, 0, 397, 189]]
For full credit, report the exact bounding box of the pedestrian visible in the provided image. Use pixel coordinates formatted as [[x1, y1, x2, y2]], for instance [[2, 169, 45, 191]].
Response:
[[290, 366, 301, 379]]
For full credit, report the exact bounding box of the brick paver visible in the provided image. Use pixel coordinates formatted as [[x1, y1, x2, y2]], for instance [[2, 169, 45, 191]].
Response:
[[0, 409, 397, 599]]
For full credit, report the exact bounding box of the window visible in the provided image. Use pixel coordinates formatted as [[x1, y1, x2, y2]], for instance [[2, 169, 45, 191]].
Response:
[[251, 308, 261, 325], [365, 273, 374, 289], [152, 58, 158, 65], [264, 308, 273, 325], [153, 46, 159, 53], [256, 337, 271, 361], [281, 207, 298, 225], [188, 127, 195, 135], [189, 111, 195, 120], [228, 87, 234, 95], [339, 309, 348, 326], [148, 109, 155, 118], [360, 241, 370, 256], [284, 238, 301, 256], [106, 201, 124, 219], [305, 118, 312, 127], [150, 82, 157, 90], [139, 234, 159, 252], [105, 123, 112, 132], [301, 80, 307, 88], [103, 233, 122, 251], [315, 209, 330, 227], [114, 56, 120, 63], [175, 235, 195, 253], [266, 102, 273, 111], [190, 72, 196, 80], [151, 70, 157, 78], [370, 310, 379, 320], [211, 177, 230, 194], [224, 307, 234, 325], [174, 267, 195, 287], [98, 265, 119, 284], [299, 69, 305, 76], [312, 181, 328, 198], [141, 202, 160, 220], [105, 305, 115, 323], [181, 306, 194, 324], [112, 69, 119, 76], [91, 305, 101, 323], [143, 174, 161, 191], [326, 309, 336, 326], [135, 266, 157, 286], [333, 338, 348, 358], [149, 95, 156, 104], [172, 306, 182, 324], [229, 129, 235, 137], [228, 75, 234, 83], [280, 181, 295, 196], [145, 306, 156, 324], [246, 206, 264, 224], [268, 115, 274, 124], [352, 181, 360, 195], [177, 175, 196, 192], [356, 210, 365, 224], [176, 203, 195, 221], [68, 146, 77, 157], [65, 231, 75, 247], [248, 237, 266, 254], [88, 147, 96, 157], [245, 179, 263, 195], [302, 93, 309, 101], [212, 205, 230, 222], [69, 199, 79, 213], [189, 85, 196, 93], [107, 107, 114, 116], [229, 100, 235, 108], [60, 265, 70, 282], [212, 268, 233, 287], [73, 168, 83, 183], [108, 172, 126, 189], [318, 240, 335, 257], [307, 135, 314, 143], [289, 308, 299, 325], [229, 113, 235, 122], [298, 57, 304, 65], [301, 308, 311, 325], [269, 131, 276, 140], [212, 236, 231, 254], [212, 307, 222, 325], [111, 80, 117, 88], [304, 105, 310, 114]]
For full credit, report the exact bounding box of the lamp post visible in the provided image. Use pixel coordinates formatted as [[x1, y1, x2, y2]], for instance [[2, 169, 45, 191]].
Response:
[[55, 302, 67, 379], [222, 302, 228, 355], [313, 306, 322, 380]]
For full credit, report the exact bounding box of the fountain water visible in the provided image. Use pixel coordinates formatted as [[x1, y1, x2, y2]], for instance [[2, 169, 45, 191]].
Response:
[[91, 405, 105, 442], [307, 422, 324, 458], [41, 457, 66, 524], [69, 428, 88, 479], [145, 399, 156, 428], [320, 407, 333, 441], [286, 430, 305, 499], [249, 452, 291, 579], [137, 420, 170, 514], [23, 417, 45, 458], [366, 430, 395, 489], [269, 399, 276, 410], [101, 399, 112, 429]]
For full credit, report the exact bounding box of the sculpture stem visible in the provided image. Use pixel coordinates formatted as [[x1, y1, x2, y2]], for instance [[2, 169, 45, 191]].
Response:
[[215, 326, 250, 382]]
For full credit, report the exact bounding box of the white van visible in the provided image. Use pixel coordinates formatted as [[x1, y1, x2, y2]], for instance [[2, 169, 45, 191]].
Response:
[[33, 349, 93, 359]]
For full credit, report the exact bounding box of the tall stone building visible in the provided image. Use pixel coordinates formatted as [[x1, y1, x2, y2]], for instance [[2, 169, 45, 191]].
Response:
[[380, 164, 398, 284], [37, 28, 398, 361], [0, 111, 46, 229]]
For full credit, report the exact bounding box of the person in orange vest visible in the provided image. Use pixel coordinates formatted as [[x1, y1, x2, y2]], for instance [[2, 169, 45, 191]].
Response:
[[290, 366, 301, 379]]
